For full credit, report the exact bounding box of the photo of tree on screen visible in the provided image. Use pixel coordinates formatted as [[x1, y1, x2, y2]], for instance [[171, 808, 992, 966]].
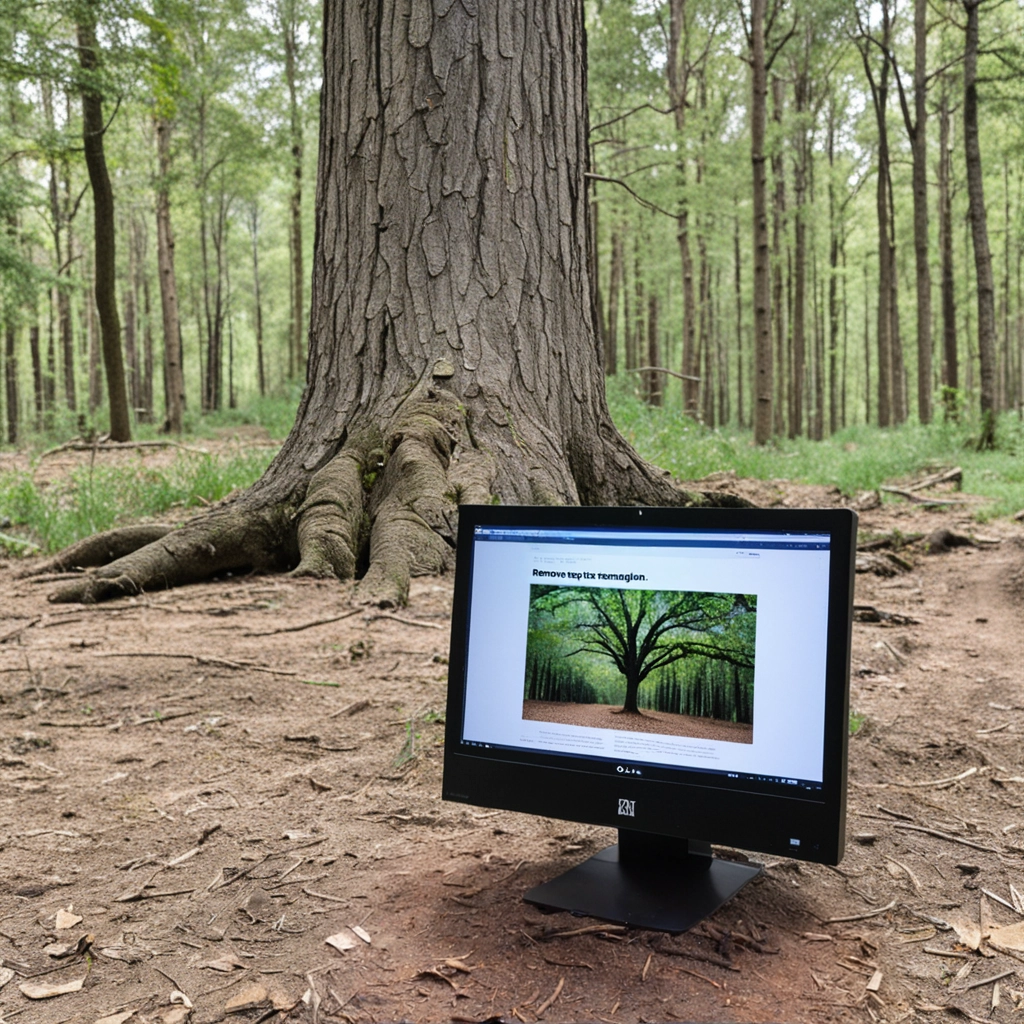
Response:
[[523, 585, 757, 743]]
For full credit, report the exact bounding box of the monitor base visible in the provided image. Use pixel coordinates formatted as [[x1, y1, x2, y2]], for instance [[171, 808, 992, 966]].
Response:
[[524, 830, 762, 934]]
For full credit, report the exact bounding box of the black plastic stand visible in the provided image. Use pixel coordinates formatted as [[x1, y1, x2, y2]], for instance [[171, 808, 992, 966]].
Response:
[[524, 829, 762, 933]]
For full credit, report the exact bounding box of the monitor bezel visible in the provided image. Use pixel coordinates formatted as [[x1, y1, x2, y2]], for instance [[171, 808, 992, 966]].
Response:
[[442, 504, 856, 866]]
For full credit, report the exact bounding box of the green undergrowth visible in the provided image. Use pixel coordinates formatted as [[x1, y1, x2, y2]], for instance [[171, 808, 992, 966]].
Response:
[[606, 378, 1024, 520], [0, 448, 275, 555]]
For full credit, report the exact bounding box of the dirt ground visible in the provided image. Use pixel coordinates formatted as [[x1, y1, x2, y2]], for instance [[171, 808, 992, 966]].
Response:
[[2, 453, 1024, 1024], [521, 702, 754, 744]]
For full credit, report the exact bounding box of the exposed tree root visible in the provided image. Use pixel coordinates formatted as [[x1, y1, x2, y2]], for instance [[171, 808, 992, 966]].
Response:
[[46, 383, 752, 606], [17, 525, 174, 580]]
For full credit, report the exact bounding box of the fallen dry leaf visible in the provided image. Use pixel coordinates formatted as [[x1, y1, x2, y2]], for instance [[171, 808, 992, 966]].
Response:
[[55, 906, 83, 930], [170, 990, 194, 1008], [95, 1012, 136, 1024], [19, 976, 86, 999], [225, 983, 268, 1013], [202, 954, 245, 972], [352, 924, 372, 944], [158, 1008, 191, 1024], [0, 965, 15, 989], [325, 929, 358, 953], [987, 921, 1024, 952], [945, 914, 982, 950]]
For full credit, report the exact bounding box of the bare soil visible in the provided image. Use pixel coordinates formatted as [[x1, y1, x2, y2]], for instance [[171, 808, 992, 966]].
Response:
[[522, 701, 753, 744], [2, 461, 1024, 1024]]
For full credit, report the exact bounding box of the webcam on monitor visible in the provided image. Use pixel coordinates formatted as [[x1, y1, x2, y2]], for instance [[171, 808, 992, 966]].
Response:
[[442, 504, 856, 933]]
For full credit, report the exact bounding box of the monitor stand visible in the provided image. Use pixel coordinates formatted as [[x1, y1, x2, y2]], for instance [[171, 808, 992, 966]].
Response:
[[523, 829, 762, 934]]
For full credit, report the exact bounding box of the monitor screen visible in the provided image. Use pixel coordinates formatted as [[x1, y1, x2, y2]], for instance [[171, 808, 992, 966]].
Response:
[[442, 504, 856, 931]]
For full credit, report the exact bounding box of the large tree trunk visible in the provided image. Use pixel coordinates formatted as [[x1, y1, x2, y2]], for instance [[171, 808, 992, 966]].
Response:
[[962, 0, 998, 447], [77, 7, 131, 442], [750, 0, 773, 445], [51, 0, 742, 607]]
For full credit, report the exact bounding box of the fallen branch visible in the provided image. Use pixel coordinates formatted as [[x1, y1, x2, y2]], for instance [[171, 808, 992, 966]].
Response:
[[624, 365, 702, 383], [906, 466, 962, 492], [41, 439, 209, 457], [0, 617, 40, 644], [243, 608, 361, 637], [891, 767, 978, 788], [891, 822, 1000, 853], [364, 613, 445, 630], [880, 486, 967, 506], [823, 899, 898, 924], [535, 976, 564, 1016], [91, 651, 297, 676]]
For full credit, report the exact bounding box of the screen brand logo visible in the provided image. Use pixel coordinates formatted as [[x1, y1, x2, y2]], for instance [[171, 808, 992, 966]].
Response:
[[617, 798, 635, 817]]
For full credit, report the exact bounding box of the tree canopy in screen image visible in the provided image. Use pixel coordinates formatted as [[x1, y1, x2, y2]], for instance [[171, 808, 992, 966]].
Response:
[[525, 586, 757, 725]]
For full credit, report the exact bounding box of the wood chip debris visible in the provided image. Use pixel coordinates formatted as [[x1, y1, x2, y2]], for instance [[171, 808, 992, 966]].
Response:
[[18, 976, 86, 999]]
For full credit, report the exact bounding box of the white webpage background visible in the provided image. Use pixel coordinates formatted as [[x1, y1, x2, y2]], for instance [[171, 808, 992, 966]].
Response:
[[461, 536, 830, 783]]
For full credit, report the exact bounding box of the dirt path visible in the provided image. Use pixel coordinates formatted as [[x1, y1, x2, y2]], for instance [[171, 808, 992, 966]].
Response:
[[522, 700, 754, 743], [1, 480, 1023, 1024]]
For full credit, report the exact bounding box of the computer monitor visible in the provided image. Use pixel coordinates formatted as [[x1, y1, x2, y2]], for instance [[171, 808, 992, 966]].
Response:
[[442, 504, 856, 933]]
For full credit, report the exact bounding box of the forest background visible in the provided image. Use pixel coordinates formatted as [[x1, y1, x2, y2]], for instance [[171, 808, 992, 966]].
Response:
[[0, 0, 1023, 557]]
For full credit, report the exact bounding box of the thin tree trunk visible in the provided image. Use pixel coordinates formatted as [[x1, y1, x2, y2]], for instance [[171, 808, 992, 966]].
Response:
[[828, 100, 839, 436], [863, 260, 871, 424], [155, 116, 184, 433], [751, 0, 773, 444], [607, 230, 622, 377], [29, 323, 43, 429], [647, 294, 661, 407], [248, 203, 267, 398], [734, 200, 744, 429], [908, 0, 932, 423], [77, 7, 131, 441], [938, 82, 958, 417], [282, 0, 304, 380], [770, 75, 786, 438], [962, 0, 997, 446], [4, 323, 17, 443]]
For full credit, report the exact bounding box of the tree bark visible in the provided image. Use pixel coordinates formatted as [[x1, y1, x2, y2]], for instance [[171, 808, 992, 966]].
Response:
[[733, 200, 744, 428], [155, 116, 185, 433], [76, 7, 131, 442], [750, 0, 773, 445], [647, 294, 661, 406], [51, 0, 745, 608], [962, 0, 997, 446]]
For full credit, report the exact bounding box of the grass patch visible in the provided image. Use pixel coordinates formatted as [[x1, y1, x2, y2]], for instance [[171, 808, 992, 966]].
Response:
[[0, 448, 276, 555], [607, 377, 1024, 519]]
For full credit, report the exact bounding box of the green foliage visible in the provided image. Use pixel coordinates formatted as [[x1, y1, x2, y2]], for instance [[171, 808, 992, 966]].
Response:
[[0, 448, 274, 553], [608, 377, 1024, 518]]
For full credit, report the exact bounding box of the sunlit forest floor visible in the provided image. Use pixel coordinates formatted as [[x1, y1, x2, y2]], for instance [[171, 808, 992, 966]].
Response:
[[2, 471, 1023, 1023], [522, 699, 754, 744]]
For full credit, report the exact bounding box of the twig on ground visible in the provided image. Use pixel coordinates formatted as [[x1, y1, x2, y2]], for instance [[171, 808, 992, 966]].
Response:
[[960, 969, 1016, 992], [0, 618, 40, 644], [364, 612, 446, 630], [92, 651, 297, 676], [243, 609, 361, 637], [891, 767, 978, 789], [535, 976, 564, 1016], [892, 822, 1000, 853], [823, 899, 898, 924]]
